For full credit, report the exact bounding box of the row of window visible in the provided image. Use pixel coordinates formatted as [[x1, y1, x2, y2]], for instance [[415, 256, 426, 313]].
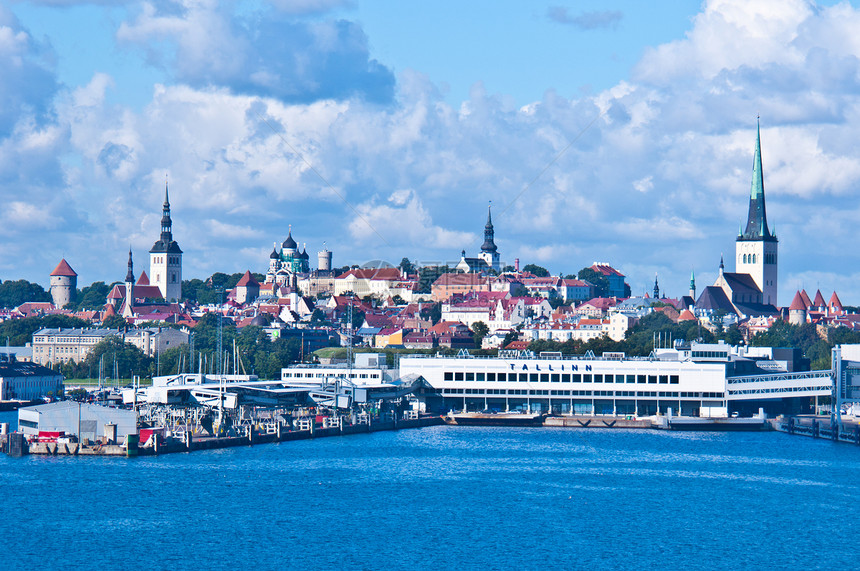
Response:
[[442, 388, 724, 398], [690, 351, 728, 359], [443, 371, 680, 384], [741, 253, 776, 264], [283, 372, 379, 379]]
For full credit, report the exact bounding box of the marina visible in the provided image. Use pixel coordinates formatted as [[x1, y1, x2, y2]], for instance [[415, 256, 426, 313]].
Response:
[[7, 341, 860, 457]]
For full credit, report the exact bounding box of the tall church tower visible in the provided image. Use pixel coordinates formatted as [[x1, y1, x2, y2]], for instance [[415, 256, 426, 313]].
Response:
[[735, 119, 778, 306], [149, 180, 183, 302], [477, 205, 501, 272]]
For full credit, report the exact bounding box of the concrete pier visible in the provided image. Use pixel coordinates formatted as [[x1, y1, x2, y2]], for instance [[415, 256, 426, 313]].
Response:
[[16, 414, 444, 457]]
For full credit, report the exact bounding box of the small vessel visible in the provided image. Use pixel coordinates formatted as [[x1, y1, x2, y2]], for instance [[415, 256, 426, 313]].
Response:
[[442, 411, 546, 427]]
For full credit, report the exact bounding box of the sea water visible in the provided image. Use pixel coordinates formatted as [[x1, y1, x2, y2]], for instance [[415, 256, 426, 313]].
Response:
[[1, 420, 858, 570]]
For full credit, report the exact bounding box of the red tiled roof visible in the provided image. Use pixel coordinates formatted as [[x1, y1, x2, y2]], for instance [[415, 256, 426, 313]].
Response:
[[236, 270, 260, 288], [813, 290, 827, 308], [561, 279, 590, 287], [789, 291, 807, 311], [830, 292, 844, 311], [590, 264, 624, 277], [678, 309, 696, 321], [137, 271, 150, 286], [50, 259, 77, 277], [800, 290, 812, 308]]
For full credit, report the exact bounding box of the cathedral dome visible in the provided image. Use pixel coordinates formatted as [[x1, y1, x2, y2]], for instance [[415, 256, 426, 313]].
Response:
[[282, 231, 298, 250]]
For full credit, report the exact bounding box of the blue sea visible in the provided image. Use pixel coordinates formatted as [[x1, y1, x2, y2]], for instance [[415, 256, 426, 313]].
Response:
[[1, 410, 859, 570]]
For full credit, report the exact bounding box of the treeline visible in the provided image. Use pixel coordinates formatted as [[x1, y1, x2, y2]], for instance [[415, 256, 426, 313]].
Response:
[[527, 312, 739, 357], [748, 321, 860, 369], [0, 272, 268, 310], [56, 313, 319, 381], [527, 313, 860, 371]]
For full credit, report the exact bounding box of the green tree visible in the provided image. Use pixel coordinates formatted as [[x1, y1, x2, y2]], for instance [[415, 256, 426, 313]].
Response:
[[417, 265, 449, 293], [399, 258, 416, 275], [472, 321, 489, 348], [0, 280, 51, 308], [102, 314, 129, 330], [75, 281, 113, 310], [522, 264, 550, 277], [577, 268, 609, 298], [0, 315, 89, 346], [80, 335, 153, 381]]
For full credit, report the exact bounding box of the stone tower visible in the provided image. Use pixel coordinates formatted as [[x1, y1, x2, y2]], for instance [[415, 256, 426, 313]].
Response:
[[735, 119, 778, 306], [149, 180, 183, 302], [49, 259, 77, 308]]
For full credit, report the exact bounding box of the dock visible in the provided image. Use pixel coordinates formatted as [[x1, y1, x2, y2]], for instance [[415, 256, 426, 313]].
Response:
[[2, 414, 444, 457]]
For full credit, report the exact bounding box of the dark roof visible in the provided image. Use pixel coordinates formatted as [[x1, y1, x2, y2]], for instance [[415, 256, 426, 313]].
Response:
[[0, 359, 62, 378], [695, 286, 735, 313], [149, 239, 183, 254], [733, 301, 780, 317], [721, 272, 761, 295]]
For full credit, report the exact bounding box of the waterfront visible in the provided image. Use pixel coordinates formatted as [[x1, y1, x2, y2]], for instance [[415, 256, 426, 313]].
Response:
[[1, 422, 859, 569]]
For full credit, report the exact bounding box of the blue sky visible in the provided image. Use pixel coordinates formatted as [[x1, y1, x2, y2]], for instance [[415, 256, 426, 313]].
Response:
[[2, 0, 860, 307]]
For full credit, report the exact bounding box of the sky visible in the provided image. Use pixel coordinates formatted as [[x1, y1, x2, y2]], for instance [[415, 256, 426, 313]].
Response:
[[2, 0, 860, 307]]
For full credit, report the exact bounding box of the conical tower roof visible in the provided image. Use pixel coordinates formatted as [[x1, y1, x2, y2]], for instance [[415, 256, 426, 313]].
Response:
[[813, 289, 826, 309], [830, 291, 844, 311], [50, 258, 77, 277], [789, 291, 807, 311]]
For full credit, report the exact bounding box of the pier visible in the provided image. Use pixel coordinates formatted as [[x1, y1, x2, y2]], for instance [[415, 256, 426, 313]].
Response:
[[2, 412, 443, 457]]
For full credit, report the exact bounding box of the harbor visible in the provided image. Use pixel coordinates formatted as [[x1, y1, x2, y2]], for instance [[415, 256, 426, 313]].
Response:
[[7, 341, 860, 457]]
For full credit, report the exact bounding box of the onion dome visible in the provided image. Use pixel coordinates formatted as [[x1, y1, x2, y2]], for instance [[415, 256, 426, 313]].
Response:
[[270, 247, 280, 259], [282, 230, 297, 250]]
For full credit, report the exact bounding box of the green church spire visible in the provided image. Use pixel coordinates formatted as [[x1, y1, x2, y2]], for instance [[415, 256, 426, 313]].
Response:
[[739, 117, 775, 242]]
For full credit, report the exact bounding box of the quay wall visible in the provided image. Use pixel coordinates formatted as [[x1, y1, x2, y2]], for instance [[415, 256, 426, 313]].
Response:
[[771, 416, 860, 445], [9, 415, 444, 457]]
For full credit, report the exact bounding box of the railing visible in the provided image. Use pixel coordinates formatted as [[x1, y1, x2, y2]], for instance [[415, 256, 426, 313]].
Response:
[[725, 370, 832, 399], [727, 370, 832, 384]]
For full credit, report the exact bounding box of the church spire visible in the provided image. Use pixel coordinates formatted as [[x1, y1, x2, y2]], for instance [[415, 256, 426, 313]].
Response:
[[481, 203, 497, 253], [125, 248, 135, 283], [161, 178, 173, 243], [740, 118, 774, 241]]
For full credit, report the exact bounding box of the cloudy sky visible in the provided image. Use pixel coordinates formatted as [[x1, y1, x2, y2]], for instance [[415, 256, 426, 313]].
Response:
[[2, 0, 860, 306]]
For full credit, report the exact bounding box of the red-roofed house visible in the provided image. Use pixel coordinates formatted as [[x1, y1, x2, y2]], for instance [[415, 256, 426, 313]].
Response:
[[234, 271, 261, 304]]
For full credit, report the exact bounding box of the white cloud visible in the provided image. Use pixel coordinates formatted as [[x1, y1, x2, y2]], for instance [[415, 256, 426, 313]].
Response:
[[349, 190, 474, 251], [9, 0, 860, 306]]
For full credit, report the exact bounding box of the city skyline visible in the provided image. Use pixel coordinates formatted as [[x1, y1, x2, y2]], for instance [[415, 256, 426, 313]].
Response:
[[3, 0, 860, 302]]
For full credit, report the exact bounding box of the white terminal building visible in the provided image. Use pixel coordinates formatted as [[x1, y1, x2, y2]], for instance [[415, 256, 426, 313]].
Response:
[[279, 342, 833, 418]]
